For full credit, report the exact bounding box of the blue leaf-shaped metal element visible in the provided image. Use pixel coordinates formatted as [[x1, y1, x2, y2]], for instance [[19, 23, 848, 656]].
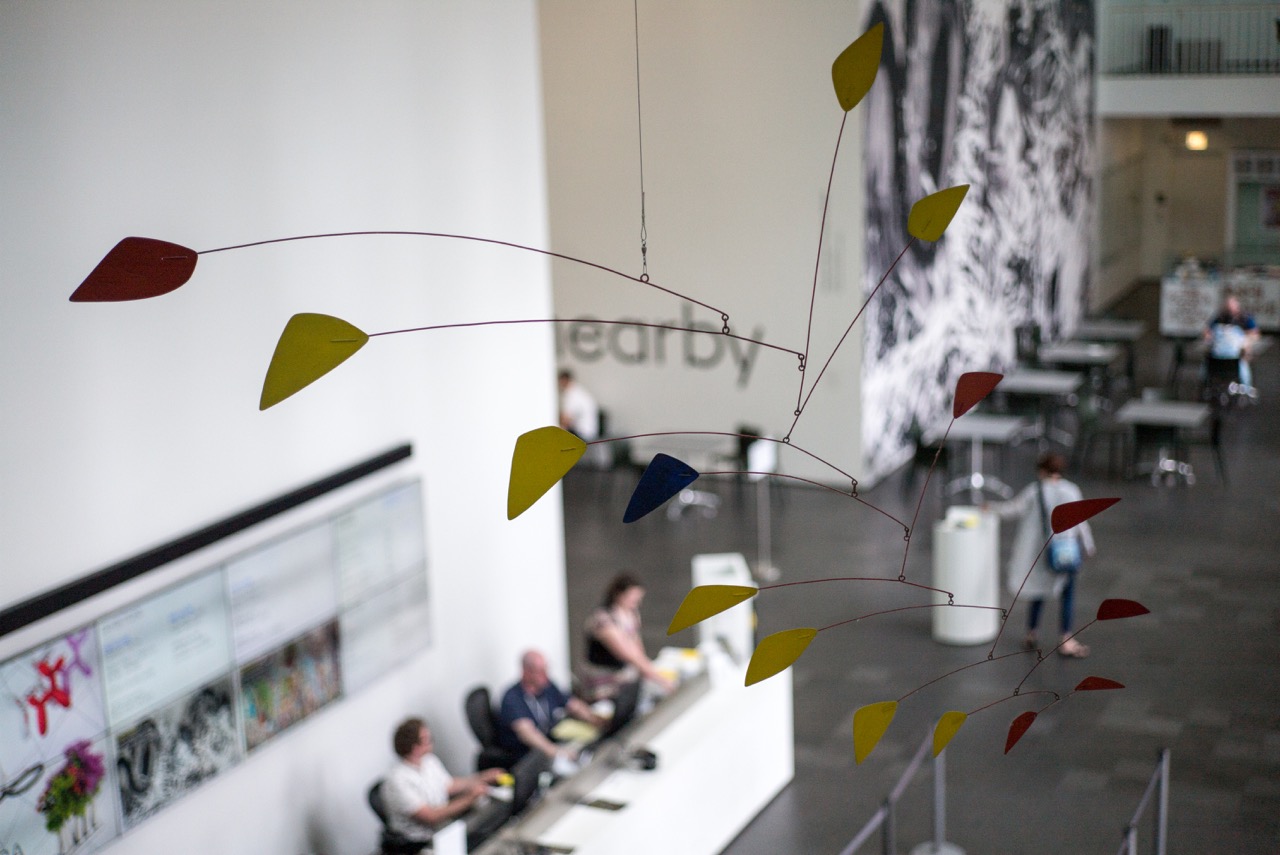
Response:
[[623, 454, 700, 523]]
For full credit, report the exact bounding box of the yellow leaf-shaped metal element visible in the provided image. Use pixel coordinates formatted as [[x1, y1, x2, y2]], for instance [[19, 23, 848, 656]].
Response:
[[507, 426, 586, 520], [745, 628, 816, 687], [853, 701, 898, 764], [932, 711, 968, 757], [907, 185, 970, 242], [831, 23, 884, 112], [668, 585, 758, 635], [260, 313, 368, 410]]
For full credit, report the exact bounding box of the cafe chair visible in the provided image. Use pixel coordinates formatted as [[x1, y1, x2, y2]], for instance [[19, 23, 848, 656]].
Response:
[[367, 779, 429, 855], [1071, 392, 1127, 478], [1186, 410, 1229, 486], [1015, 321, 1042, 367], [1201, 356, 1256, 410]]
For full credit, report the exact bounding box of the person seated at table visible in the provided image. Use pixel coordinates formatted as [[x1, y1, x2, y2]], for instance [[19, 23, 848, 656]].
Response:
[[580, 573, 676, 702], [381, 717, 505, 849], [558, 368, 600, 441], [1203, 291, 1260, 390], [496, 649, 605, 766]]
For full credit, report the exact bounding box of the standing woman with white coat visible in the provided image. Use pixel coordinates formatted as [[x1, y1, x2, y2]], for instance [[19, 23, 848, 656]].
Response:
[[987, 452, 1096, 658]]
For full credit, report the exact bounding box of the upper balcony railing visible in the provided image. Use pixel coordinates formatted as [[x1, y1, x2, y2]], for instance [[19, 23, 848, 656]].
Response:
[[1103, 3, 1280, 75]]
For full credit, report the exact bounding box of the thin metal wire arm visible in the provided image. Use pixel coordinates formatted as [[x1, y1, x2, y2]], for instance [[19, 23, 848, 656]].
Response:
[[788, 236, 916, 436], [899, 419, 955, 581], [898, 649, 1031, 704], [987, 537, 1053, 657], [818, 602, 1004, 634], [593, 430, 854, 482], [966, 689, 1060, 717], [795, 112, 850, 416], [364, 318, 803, 359], [1014, 619, 1099, 692], [198, 230, 726, 317]]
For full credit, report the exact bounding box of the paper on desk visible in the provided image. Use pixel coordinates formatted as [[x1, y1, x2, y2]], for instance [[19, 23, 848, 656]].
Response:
[[552, 752, 581, 778], [552, 718, 600, 744]]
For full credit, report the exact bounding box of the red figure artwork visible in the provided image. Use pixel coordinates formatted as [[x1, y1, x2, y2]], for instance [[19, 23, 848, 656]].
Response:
[[26, 656, 72, 736]]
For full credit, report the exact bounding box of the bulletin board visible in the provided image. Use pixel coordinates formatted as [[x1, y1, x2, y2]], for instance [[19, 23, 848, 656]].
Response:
[[1159, 272, 1280, 336]]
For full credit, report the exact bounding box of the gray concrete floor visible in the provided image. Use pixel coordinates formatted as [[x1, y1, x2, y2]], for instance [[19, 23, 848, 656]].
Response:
[[561, 282, 1280, 854]]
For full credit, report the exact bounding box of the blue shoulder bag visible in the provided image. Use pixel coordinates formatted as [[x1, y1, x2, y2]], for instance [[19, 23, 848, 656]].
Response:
[[1039, 482, 1082, 575]]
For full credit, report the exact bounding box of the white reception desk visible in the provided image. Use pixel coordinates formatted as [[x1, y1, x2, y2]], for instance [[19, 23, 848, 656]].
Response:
[[475, 650, 793, 855]]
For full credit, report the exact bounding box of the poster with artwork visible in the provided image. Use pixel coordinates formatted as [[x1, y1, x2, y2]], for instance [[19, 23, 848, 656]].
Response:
[[861, 0, 1094, 479], [239, 621, 341, 752], [0, 628, 118, 855], [113, 675, 240, 830]]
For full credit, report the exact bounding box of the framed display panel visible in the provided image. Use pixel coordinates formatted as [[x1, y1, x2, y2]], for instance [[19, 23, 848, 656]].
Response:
[[0, 447, 428, 855], [0, 627, 119, 855]]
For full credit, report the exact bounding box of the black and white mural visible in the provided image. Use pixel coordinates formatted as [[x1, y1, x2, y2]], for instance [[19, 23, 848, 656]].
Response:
[[861, 0, 1094, 478]]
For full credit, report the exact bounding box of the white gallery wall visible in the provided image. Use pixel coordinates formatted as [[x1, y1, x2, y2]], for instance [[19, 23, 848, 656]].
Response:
[[0, 4, 564, 855], [541, 0, 1098, 488], [539, 1, 870, 488], [1095, 118, 1147, 311]]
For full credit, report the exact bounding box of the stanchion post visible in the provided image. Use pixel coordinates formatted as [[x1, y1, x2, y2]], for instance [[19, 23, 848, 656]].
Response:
[[934, 749, 946, 847], [1156, 747, 1170, 855], [882, 797, 896, 855], [755, 476, 778, 581]]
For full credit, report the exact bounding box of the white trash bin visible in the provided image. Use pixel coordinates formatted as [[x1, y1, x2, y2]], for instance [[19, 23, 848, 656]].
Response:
[[931, 506, 1000, 645]]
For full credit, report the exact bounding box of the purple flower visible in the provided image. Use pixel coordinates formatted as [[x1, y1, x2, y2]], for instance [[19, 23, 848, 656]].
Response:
[[64, 740, 106, 794]]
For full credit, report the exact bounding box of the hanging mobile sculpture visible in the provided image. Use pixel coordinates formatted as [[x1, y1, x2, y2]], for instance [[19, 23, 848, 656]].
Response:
[[69, 21, 1145, 761]]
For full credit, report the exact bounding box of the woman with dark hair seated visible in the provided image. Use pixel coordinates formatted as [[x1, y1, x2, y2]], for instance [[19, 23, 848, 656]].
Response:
[[580, 573, 675, 702]]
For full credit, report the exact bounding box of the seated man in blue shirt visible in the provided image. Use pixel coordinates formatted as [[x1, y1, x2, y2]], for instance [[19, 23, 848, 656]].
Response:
[[496, 650, 604, 765], [1204, 291, 1260, 389]]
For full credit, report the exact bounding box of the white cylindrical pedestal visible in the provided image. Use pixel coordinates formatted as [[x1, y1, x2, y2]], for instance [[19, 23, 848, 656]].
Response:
[[910, 843, 965, 855], [931, 506, 999, 645]]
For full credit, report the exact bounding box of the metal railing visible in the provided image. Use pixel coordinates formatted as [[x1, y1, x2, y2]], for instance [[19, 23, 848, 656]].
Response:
[[839, 739, 1171, 855], [1116, 748, 1171, 855], [838, 732, 962, 855], [1102, 4, 1280, 75]]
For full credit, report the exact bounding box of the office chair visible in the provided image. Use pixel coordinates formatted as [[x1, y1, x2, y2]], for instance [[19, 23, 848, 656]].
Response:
[[367, 779, 429, 855], [464, 686, 521, 772]]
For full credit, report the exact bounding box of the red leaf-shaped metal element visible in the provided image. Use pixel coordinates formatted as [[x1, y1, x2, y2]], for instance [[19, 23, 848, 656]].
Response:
[[70, 237, 198, 302], [1050, 497, 1120, 533], [1075, 676, 1125, 692], [1004, 710, 1037, 754], [1096, 598, 1150, 621], [953, 372, 1003, 419]]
